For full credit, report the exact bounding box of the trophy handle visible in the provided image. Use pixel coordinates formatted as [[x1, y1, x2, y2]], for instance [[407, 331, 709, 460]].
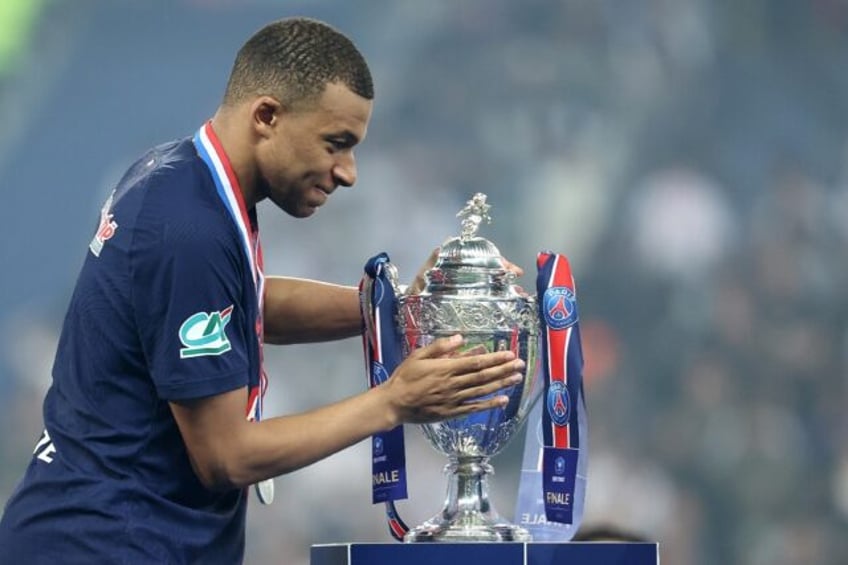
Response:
[[382, 261, 407, 296]]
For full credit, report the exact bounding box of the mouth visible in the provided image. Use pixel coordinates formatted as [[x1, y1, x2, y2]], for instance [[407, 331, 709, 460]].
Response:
[[309, 185, 333, 206]]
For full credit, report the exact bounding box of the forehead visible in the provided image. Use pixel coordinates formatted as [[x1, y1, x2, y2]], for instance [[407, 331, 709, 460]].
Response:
[[303, 82, 372, 137]]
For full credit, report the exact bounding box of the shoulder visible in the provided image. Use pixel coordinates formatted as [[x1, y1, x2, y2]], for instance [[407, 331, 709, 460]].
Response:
[[132, 139, 220, 217], [115, 139, 241, 272], [127, 139, 239, 253]]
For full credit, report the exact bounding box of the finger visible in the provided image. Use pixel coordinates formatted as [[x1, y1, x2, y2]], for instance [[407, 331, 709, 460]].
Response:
[[454, 372, 524, 404], [442, 348, 517, 374], [501, 257, 524, 277], [450, 357, 524, 390], [412, 334, 465, 359], [437, 342, 488, 360], [408, 247, 441, 294], [455, 343, 488, 357], [443, 394, 511, 418]]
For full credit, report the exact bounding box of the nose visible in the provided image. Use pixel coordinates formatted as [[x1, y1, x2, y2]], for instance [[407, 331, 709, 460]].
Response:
[[332, 152, 357, 188]]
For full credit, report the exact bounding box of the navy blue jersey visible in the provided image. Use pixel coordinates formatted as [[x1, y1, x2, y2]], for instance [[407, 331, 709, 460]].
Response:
[[0, 135, 262, 563]]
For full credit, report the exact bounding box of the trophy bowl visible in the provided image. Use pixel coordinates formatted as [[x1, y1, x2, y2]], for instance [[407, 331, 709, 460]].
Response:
[[396, 194, 542, 542]]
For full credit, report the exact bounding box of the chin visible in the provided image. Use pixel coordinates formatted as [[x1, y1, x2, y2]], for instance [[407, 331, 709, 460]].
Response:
[[289, 203, 319, 218], [270, 196, 316, 219]]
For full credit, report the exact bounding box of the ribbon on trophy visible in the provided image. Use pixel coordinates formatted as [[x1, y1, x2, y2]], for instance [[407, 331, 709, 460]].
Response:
[[359, 252, 411, 542], [514, 251, 587, 539]]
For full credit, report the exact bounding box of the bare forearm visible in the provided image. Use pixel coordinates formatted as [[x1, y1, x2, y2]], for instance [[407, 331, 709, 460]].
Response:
[[226, 387, 395, 487], [263, 276, 362, 344], [171, 337, 522, 492], [172, 386, 396, 491]]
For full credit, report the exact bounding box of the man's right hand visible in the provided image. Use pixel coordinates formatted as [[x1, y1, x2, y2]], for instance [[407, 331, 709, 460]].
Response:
[[379, 334, 525, 426], [170, 334, 523, 490]]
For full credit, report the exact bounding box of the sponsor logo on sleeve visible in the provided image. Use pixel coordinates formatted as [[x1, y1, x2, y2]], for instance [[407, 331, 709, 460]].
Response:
[[179, 305, 234, 358], [89, 190, 118, 257]]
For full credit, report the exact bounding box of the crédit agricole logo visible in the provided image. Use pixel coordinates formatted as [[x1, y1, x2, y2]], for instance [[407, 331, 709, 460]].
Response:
[[179, 305, 234, 358], [89, 190, 118, 257]]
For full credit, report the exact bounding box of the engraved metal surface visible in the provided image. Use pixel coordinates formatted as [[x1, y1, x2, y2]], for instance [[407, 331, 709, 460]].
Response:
[[391, 192, 543, 542]]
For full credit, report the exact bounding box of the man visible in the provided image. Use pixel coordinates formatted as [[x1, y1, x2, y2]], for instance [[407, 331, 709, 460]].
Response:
[[0, 17, 524, 563]]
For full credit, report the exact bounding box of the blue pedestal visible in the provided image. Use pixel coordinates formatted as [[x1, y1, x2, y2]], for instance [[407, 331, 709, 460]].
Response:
[[311, 542, 658, 565]]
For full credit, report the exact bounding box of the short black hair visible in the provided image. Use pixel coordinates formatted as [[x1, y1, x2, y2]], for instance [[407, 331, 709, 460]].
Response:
[[222, 17, 373, 108]]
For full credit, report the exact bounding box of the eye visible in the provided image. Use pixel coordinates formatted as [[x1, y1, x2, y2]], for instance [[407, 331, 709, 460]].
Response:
[[326, 138, 347, 153], [324, 132, 359, 154]]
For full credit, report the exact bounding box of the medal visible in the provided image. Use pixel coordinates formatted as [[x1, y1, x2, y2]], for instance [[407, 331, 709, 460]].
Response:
[[256, 478, 275, 504]]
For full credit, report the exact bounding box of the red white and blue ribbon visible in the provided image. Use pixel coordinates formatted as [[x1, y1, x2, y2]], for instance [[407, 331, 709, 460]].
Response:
[[193, 122, 272, 503], [538, 252, 584, 525], [360, 253, 410, 542], [514, 252, 587, 535]]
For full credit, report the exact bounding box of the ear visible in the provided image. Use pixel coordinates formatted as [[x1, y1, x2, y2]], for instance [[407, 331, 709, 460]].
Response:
[[250, 96, 283, 139]]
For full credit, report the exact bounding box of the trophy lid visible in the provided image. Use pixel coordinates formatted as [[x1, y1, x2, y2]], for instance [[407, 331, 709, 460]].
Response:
[[424, 193, 515, 295]]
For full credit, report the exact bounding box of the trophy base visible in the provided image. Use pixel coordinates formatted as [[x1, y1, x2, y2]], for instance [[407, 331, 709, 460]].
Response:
[[404, 457, 532, 543], [404, 518, 531, 543]]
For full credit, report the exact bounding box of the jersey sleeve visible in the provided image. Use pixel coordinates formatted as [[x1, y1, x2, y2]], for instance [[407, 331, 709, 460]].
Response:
[[131, 206, 252, 401]]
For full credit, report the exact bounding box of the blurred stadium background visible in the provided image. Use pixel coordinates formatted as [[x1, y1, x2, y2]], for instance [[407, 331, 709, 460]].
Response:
[[2, 1, 847, 563]]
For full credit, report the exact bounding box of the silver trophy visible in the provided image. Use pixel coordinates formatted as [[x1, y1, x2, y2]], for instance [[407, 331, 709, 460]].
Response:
[[390, 193, 542, 542]]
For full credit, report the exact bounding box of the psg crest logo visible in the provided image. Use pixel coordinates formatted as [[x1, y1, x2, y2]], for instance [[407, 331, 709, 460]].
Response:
[[546, 381, 570, 427], [542, 286, 578, 330]]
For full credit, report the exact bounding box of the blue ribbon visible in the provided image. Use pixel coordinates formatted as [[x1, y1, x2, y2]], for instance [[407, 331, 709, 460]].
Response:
[[360, 253, 410, 542]]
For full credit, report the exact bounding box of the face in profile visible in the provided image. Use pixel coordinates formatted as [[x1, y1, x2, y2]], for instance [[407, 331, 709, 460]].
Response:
[[255, 81, 373, 218]]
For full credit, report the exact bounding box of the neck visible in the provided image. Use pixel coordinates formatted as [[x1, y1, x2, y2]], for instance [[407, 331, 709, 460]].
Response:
[[209, 108, 262, 210]]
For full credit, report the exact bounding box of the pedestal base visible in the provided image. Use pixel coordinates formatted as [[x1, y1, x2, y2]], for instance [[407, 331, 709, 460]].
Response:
[[404, 520, 530, 542], [311, 542, 659, 565]]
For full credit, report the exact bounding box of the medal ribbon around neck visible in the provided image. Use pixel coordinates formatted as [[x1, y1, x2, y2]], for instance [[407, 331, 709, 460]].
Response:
[[193, 121, 273, 503]]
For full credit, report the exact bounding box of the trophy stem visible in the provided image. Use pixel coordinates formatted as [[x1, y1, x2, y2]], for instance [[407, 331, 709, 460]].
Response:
[[404, 456, 531, 543]]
